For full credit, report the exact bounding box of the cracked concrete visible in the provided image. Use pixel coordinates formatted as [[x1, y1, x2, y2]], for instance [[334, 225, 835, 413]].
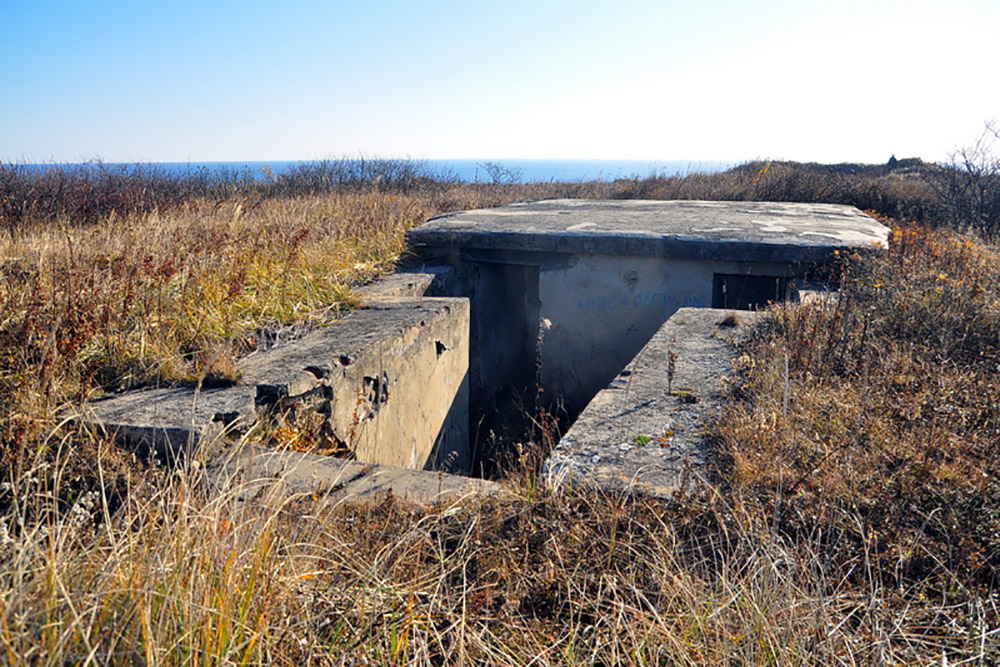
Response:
[[409, 199, 889, 263], [76, 270, 486, 505]]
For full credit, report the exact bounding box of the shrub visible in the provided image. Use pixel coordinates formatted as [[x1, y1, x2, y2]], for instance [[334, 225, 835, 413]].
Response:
[[925, 121, 1000, 239], [716, 225, 1000, 596]]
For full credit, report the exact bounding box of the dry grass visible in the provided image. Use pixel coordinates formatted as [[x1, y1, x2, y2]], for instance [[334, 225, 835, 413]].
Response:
[[5, 435, 995, 664], [712, 225, 1000, 661], [9, 442, 988, 665], [2, 163, 999, 663]]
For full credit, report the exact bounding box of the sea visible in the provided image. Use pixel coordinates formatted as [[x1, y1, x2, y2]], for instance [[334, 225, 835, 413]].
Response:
[[18, 159, 735, 183]]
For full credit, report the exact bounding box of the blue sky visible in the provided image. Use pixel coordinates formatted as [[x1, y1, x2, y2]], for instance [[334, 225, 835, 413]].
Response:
[[2, 0, 998, 164]]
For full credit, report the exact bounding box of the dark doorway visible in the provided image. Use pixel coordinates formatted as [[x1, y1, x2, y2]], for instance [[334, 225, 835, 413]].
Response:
[[712, 273, 788, 310]]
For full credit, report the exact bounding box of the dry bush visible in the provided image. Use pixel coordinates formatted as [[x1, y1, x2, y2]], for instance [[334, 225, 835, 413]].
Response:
[[925, 122, 1000, 239], [607, 159, 943, 224], [713, 225, 1000, 660], [0, 159, 603, 235]]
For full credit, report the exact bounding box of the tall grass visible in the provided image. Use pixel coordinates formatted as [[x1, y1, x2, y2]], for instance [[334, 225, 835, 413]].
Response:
[[711, 225, 1000, 661], [1, 159, 999, 663], [8, 440, 990, 664], [0, 159, 595, 234]]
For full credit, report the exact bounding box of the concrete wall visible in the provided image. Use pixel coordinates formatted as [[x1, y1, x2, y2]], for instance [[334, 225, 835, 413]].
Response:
[[472, 262, 540, 398], [536, 253, 792, 416], [83, 294, 471, 473], [443, 249, 793, 419], [240, 297, 471, 472], [328, 299, 470, 471]]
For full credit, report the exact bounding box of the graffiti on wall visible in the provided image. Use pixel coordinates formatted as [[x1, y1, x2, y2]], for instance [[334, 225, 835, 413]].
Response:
[[577, 292, 706, 314]]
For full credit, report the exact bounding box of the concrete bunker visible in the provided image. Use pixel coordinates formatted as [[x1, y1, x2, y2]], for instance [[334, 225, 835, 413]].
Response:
[[81, 199, 888, 497], [407, 199, 889, 474]]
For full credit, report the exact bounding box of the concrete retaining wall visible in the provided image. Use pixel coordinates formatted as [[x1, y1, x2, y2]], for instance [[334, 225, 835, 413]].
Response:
[[81, 289, 471, 474], [544, 307, 761, 497]]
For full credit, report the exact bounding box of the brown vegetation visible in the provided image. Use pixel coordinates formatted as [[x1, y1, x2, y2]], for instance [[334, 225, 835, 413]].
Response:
[[1, 157, 998, 663]]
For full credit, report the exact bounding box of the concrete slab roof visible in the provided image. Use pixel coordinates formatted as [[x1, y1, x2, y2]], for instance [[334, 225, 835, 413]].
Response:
[[408, 199, 890, 263]]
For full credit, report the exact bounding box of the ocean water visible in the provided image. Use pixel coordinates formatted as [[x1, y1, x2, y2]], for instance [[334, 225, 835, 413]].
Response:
[[422, 159, 732, 182], [21, 159, 734, 183]]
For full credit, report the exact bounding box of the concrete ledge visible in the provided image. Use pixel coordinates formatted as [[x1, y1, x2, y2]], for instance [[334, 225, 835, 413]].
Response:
[[410, 199, 889, 264], [544, 307, 760, 497], [79, 295, 470, 472], [208, 445, 500, 505], [81, 385, 255, 462], [355, 266, 455, 301]]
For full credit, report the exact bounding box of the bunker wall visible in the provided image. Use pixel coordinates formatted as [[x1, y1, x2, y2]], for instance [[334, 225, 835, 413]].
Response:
[[418, 247, 798, 418], [82, 295, 470, 473]]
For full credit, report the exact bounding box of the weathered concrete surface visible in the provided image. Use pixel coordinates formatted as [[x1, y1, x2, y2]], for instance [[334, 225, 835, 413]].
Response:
[[355, 266, 455, 301], [240, 297, 470, 471], [208, 445, 500, 505], [81, 385, 255, 462], [408, 199, 889, 263], [82, 296, 470, 472], [544, 308, 761, 497], [536, 254, 786, 417], [407, 199, 884, 420]]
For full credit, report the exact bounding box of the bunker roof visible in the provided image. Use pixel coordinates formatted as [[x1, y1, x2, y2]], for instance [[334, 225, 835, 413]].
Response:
[[408, 199, 889, 263]]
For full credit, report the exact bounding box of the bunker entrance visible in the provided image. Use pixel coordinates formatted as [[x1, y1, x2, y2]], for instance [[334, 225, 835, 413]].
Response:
[[712, 273, 790, 311], [465, 272, 799, 478], [463, 266, 798, 478]]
